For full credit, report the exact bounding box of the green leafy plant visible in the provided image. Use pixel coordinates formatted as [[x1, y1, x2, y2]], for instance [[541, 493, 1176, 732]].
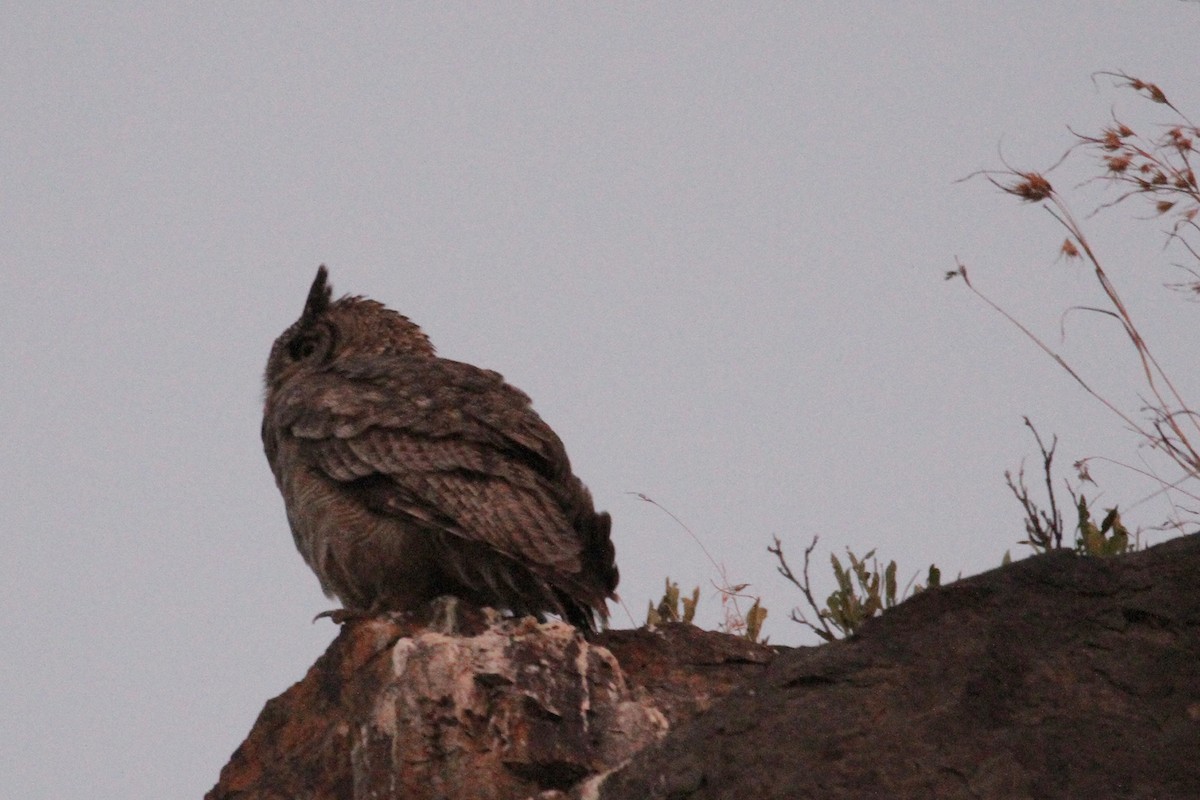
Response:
[[644, 578, 767, 643], [1074, 494, 1131, 557], [742, 598, 768, 645], [770, 535, 938, 642], [646, 578, 699, 626]]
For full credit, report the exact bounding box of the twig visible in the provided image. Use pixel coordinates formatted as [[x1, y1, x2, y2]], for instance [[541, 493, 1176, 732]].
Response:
[[768, 534, 836, 642], [630, 492, 754, 634]]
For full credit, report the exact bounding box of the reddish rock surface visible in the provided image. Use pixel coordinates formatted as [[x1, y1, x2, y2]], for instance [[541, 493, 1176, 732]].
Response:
[[206, 603, 773, 800]]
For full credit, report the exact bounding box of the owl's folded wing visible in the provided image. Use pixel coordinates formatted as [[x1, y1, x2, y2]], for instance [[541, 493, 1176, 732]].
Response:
[[269, 356, 584, 574]]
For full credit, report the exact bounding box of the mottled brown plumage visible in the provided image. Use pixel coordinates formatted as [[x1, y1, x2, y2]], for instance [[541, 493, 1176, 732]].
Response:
[[262, 266, 618, 630]]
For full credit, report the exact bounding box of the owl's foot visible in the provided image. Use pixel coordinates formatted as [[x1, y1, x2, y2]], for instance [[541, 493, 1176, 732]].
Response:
[[311, 598, 500, 635]]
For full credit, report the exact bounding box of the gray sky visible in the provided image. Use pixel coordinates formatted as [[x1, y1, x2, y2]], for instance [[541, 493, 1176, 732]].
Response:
[[4, 4, 1199, 798]]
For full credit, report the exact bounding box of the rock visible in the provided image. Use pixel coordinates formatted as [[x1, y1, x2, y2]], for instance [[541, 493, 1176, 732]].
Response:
[[206, 602, 774, 800], [595, 623, 776, 729], [597, 534, 1200, 800], [210, 535, 1200, 799]]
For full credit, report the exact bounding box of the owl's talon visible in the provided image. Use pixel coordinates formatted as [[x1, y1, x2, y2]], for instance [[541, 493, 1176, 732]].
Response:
[[313, 608, 368, 625]]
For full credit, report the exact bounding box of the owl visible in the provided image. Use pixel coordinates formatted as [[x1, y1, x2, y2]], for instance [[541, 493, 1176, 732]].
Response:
[[262, 267, 618, 631]]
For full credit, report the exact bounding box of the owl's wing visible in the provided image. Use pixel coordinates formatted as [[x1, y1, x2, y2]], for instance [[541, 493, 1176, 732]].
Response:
[[269, 355, 585, 574]]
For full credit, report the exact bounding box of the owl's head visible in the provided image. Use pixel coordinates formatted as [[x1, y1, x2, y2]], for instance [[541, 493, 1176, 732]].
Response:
[[264, 266, 436, 390]]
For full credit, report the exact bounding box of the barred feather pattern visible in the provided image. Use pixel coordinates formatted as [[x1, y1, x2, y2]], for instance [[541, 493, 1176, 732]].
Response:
[[262, 267, 618, 631]]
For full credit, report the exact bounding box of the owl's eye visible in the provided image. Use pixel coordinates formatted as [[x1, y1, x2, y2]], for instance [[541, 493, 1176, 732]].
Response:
[[287, 330, 327, 362], [291, 338, 316, 359]]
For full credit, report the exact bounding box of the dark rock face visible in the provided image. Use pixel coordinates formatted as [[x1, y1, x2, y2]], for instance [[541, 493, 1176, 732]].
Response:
[[595, 623, 777, 730], [209, 535, 1200, 800], [599, 535, 1200, 800]]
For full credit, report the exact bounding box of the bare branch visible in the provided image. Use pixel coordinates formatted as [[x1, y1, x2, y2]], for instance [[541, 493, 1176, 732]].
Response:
[[769, 535, 836, 642]]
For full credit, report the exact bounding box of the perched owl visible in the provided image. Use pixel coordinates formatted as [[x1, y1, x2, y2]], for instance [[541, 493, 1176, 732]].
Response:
[[262, 266, 618, 631]]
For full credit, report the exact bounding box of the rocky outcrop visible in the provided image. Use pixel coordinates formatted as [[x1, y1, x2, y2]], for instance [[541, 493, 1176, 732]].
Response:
[[209, 534, 1200, 800], [206, 602, 774, 800], [599, 534, 1200, 800]]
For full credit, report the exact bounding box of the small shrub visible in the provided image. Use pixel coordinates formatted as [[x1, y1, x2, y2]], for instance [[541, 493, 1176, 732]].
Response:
[[646, 578, 699, 626], [1074, 495, 1131, 557], [771, 535, 938, 642]]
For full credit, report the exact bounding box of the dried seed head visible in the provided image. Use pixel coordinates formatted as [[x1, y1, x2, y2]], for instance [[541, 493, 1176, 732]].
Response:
[[1128, 77, 1169, 105], [1105, 155, 1132, 174], [1008, 172, 1053, 202]]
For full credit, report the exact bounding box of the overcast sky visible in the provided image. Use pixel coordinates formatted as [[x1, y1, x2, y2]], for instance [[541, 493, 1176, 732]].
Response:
[[4, 4, 1199, 798]]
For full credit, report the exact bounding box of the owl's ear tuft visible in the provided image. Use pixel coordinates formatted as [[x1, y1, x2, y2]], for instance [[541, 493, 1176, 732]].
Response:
[[303, 265, 333, 319]]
